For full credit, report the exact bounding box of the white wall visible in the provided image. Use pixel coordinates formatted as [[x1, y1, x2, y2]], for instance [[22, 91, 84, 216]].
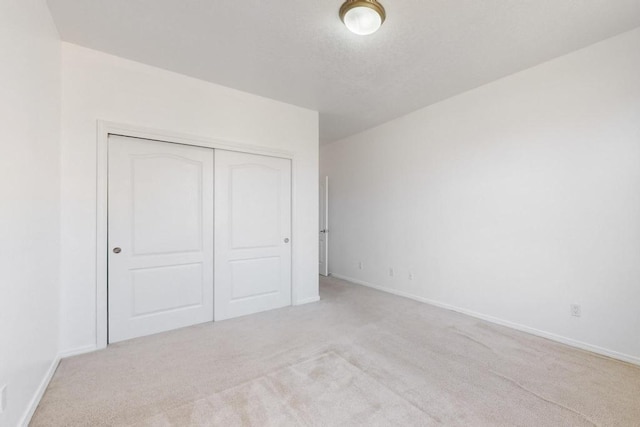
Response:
[[58, 43, 319, 354], [0, 0, 61, 425], [321, 28, 640, 364]]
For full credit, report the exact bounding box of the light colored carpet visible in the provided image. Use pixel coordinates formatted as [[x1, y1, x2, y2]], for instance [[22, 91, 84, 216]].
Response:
[[32, 277, 640, 426]]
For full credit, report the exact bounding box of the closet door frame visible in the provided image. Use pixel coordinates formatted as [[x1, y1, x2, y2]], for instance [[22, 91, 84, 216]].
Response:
[[96, 120, 296, 350]]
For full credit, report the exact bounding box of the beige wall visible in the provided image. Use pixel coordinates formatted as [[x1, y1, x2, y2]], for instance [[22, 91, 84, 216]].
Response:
[[321, 28, 640, 364], [58, 43, 319, 354], [0, 1, 61, 425]]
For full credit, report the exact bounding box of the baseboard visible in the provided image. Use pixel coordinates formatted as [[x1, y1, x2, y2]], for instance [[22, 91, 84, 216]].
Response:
[[331, 273, 640, 367], [58, 344, 98, 359], [18, 344, 99, 426], [295, 295, 321, 305], [19, 356, 60, 426]]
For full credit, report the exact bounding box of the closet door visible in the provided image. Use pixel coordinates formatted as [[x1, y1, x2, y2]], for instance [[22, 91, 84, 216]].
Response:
[[214, 150, 292, 320], [108, 135, 214, 343]]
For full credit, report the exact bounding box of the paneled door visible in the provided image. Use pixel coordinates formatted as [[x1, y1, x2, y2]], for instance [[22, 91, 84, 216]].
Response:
[[319, 176, 329, 276], [214, 150, 292, 320], [108, 135, 214, 343]]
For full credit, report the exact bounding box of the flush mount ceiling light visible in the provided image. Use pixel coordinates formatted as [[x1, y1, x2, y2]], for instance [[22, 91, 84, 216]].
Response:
[[339, 0, 386, 36]]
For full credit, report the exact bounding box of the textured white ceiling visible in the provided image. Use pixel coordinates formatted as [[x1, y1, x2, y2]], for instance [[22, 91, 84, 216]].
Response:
[[46, 0, 640, 143]]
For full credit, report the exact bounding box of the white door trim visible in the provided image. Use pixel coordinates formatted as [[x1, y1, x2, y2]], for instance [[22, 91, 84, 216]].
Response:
[[96, 120, 296, 349], [319, 176, 329, 276]]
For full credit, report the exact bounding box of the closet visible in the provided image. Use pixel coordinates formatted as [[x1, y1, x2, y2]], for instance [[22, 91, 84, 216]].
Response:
[[107, 135, 292, 343]]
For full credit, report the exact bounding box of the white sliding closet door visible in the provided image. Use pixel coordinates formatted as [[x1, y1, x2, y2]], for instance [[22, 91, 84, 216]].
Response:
[[214, 150, 292, 321], [108, 136, 214, 343]]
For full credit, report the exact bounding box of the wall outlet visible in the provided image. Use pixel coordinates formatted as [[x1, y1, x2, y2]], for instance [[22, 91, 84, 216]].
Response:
[[358, 261, 363, 270], [389, 268, 394, 277], [570, 304, 582, 317], [408, 272, 414, 281], [0, 384, 6, 413]]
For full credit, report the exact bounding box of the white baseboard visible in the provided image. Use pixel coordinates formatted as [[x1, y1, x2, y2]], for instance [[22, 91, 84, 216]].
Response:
[[19, 357, 60, 427], [331, 273, 640, 367], [19, 345, 98, 426], [58, 344, 98, 359], [295, 295, 321, 305]]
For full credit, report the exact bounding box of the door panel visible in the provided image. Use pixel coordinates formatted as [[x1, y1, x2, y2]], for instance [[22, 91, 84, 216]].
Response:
[[108, 135, 214, 343], [215, 150, 292, 320], [230, 257, 280, 300], [131, 263, 203, 316], [131, 156, 204, 255], [230, 165, 281, 248]]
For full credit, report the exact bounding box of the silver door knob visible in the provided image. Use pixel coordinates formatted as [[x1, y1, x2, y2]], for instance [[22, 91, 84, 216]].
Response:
[[113, 247, 122, 254], [284, 238, 290, 243]]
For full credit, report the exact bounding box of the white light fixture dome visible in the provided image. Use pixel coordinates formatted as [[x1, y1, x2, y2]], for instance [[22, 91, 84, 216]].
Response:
[[340, 0, 386, 36]]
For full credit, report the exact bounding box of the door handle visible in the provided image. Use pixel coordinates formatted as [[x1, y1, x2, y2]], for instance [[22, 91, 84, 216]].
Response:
[[320, 229, 328, 233], [284, 238, 290, 243], [113, 247, 122, 254]]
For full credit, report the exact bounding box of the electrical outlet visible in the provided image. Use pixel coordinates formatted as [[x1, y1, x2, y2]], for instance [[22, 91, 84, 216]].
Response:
[[358, 261, 363, 270], [0, 384, 6, 413], [408, 272, 414, 280], [570, 304, 582, 317], [389, 268, 394, 277]]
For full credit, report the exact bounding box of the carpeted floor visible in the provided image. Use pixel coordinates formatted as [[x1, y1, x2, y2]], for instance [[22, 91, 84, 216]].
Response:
[[32, 276, 640, 426]]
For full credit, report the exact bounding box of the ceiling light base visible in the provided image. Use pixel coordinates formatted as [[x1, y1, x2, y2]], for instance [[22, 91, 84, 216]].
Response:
[[340, 0, 386, 35]]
